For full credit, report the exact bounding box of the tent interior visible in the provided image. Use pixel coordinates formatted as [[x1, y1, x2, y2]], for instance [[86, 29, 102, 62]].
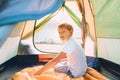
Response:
[[0, 0, 120, 80]]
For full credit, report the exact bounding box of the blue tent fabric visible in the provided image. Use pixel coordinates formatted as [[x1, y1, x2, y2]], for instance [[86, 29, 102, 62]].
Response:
[[0, 0, 64, 26]]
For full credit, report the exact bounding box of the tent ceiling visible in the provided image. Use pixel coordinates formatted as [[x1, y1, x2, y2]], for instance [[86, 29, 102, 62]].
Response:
[[0, 0, 64, 26]]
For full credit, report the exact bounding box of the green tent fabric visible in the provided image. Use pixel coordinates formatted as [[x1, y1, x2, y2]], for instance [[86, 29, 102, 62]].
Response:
[[91, 0, 120, 38], [64, 5, 82, 27]]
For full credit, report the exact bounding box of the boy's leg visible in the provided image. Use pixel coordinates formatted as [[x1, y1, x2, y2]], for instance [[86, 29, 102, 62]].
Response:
[[54, 61, 69, 73], [54, 61, 74, 78]]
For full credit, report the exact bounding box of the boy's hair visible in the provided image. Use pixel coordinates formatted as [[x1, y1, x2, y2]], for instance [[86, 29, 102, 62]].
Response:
[[58, 23, 73, 32]]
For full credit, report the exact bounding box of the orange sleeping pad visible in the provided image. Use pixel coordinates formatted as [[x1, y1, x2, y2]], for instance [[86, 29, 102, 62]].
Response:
[[12, 66, 107, 80]]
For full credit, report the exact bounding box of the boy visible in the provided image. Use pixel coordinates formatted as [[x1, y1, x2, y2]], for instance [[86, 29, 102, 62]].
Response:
[[35, 23, 87, 78]]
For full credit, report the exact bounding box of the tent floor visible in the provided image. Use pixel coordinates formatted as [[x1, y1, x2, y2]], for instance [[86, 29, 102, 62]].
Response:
[[0, 56, 119, 80], [100, 67, 119, 80], [0, 63, 119, 80]]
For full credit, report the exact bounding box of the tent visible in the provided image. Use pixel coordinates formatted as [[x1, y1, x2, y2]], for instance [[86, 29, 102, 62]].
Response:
[[0, 0, 64, 65], [0, 0, 120, 79]]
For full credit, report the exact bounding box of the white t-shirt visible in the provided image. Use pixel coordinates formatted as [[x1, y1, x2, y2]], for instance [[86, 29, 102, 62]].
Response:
[[62, 37, 87, 77]]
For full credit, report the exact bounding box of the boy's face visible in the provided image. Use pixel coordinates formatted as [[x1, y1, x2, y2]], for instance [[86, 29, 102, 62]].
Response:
[[58, 27, 72, 42]]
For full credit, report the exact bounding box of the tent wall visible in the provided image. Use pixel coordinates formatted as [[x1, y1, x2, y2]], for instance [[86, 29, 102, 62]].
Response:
[[83, 0, 96, 41], [21, 20, 35, 39], [91, 0, 120, 38], [91, 0, 120, 64], [0, 24, 14, 47], [0, 20, 36, 64], [0, 22, 25, 65], [97, 38, 120, 64], [18, 20, 38, 55]]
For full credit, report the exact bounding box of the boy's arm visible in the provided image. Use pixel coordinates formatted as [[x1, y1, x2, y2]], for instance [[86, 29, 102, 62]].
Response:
[[35, 52, 66, 75]]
